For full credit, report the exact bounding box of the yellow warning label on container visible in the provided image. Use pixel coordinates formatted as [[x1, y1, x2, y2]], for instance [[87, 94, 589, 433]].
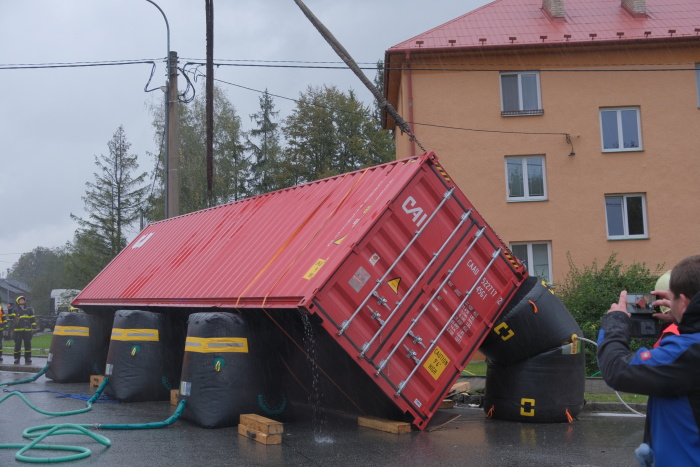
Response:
[[111, 328, 159, 342], [423, 345, 450, 381], [185, 337, 249, 353], [387, 277, 401, 294], [333, 235, 346, 245], [304, 258, 327, 280], [54, 326, 90, 337]]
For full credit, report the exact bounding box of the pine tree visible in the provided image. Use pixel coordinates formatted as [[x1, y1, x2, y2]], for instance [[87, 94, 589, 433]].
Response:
[[247, 90, 283, 196], [71, 125, 147, 261]]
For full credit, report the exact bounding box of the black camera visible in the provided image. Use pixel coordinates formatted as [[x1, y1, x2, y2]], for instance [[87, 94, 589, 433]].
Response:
[[626, 293, 661, 338]]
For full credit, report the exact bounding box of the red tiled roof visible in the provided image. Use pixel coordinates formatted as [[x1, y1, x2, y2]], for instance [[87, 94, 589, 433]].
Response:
[[388, 0, 700, 51]]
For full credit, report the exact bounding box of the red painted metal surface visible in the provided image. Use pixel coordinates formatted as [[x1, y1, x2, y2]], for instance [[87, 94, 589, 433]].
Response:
[[75, 152, 527, 428], [388, 0, 700, 50]]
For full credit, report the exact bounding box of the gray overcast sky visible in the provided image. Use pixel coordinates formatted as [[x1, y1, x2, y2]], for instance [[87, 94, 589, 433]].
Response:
[[0, 0, 490, 273]]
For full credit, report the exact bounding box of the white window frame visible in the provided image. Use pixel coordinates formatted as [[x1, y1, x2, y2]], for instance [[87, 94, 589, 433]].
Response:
[[500, 72, 543, 116], [599, 107, 643, 152], [510, 242, 552, 283], [604, 194, 648, 240], [504, 156, 547, 202]]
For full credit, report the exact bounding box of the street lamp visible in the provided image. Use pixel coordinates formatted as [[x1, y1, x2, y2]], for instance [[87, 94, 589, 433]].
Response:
[[145, 0, 178, 219]]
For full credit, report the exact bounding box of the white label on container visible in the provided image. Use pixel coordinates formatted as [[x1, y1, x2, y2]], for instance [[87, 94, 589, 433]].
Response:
[[414, 399, 422, 408], [47, 353, 53, 363], [348, 266, 371, 293], [105, 363, 113, 376], [180, 381, 192, 396], [369, 253, 380, 266]]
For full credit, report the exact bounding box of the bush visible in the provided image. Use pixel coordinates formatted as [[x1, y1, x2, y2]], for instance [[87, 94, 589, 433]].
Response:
[[556, 253, 663, 376]]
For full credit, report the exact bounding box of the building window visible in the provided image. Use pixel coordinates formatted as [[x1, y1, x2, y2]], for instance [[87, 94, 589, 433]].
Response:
[[600, 107, 642, 152], [605, 194, 648, 239], [500, 72, 543, 116], [510, 242, 552, 283], [505, 156, 547, 201]]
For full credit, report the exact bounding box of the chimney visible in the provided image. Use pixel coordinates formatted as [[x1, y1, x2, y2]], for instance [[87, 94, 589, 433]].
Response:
[[622, 0, 646, 16], [543, 0, 565, 19]]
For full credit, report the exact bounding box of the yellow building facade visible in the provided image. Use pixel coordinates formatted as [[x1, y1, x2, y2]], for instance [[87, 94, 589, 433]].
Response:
[[384, 0, 700, 283]]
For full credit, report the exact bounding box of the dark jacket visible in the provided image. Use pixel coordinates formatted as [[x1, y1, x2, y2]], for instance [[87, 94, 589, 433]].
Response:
[[597, 291, 700, 466], [8, 305, 36, 332]]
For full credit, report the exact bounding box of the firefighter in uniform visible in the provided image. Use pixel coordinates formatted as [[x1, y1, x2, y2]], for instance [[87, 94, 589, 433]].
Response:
[[0, 303, 6, 362], [9, 296, 36, 365]]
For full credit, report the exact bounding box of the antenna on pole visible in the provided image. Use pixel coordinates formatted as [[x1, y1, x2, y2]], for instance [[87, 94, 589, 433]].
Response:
[[293, 0, 427, 153]]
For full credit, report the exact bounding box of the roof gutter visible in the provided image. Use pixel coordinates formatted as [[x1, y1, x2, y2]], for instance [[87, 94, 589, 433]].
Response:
[[386, 35, 700, 56]]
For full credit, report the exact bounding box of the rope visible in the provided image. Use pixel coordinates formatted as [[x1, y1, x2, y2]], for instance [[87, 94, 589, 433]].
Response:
[[260, 307, 366, 415]]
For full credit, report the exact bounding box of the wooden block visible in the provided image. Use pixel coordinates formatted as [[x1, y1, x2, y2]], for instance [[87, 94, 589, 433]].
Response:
[[239, 414, 283, 435], [90, 375, 105, 388], [170, 389, 179, 406], [358, 416, 412, 434], [238, 424, 282, 445], [439, 399, 454, 409], [447, 381, 470, 397]]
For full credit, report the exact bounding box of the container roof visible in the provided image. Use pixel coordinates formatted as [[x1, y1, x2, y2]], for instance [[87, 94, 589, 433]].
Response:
[[388, 0, 700, 51], [74, 157, 429, 310]]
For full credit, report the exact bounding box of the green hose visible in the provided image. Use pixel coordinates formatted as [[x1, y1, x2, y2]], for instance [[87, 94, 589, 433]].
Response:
[[0, 364, 49, 387], [3, 399, 187, 463], [0, 376, 109, 417]]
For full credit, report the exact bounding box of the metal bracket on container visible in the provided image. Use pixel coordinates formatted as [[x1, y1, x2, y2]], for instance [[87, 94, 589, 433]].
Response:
[[375, 227, 486, 375], [404, 345, 420, 365], [369, 307, 385, 326], [358, 208, 473, 358], [408, 330, 426, 348], [394, 247, 502, 396], [339, 188, 456, 337]]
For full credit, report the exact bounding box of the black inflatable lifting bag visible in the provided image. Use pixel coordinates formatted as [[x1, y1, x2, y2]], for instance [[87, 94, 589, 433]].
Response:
[[479, 277, 583, 365], [105, 310, 179, 402], [483, 345, 585, 422], [46, 312, 110, 383], [180, 312, 283, 428]]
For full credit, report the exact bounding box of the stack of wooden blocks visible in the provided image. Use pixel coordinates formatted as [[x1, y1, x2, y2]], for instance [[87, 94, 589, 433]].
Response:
[[238, 414, 283, 445]]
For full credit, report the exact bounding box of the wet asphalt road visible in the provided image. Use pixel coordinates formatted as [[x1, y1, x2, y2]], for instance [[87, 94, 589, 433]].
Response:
[[0, 368, 644, 466]]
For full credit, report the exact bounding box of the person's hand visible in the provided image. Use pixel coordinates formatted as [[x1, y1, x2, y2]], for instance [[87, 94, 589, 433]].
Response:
[[652, 289, 671, 311], [607, 290, 630, 316], [653, 312, 674, 323]]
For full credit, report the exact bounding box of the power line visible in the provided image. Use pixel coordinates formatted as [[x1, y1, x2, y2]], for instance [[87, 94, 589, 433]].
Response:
[[205, 72, 569, 139], [2, 58, 698, 73], [0, 59, 158, 70]]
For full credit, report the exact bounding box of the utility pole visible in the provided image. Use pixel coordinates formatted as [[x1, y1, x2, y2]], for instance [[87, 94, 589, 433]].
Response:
[[166, 50, 180, 218]]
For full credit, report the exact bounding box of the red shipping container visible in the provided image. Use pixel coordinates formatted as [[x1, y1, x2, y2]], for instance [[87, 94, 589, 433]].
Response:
[[75, 152, 527, 428]]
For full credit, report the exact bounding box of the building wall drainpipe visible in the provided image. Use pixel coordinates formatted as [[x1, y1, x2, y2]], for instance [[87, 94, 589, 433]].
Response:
[[404, 51, 416, 157]]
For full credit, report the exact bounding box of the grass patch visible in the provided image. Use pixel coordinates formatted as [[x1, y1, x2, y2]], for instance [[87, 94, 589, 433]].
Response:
[[462, 360, 487, 376], [585, 393, 648, 403], [2, 333, 53, 354]]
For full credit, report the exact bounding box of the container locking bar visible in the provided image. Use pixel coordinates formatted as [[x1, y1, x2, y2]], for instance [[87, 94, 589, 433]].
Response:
[[395, 247, 502, 396], [376, 226, 486, 375], [339, 188, 456, 336], [358, 209, 473, 358]]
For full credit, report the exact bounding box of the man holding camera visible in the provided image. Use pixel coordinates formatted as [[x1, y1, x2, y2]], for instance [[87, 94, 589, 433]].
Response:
[[597, 255, 700, 466]]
